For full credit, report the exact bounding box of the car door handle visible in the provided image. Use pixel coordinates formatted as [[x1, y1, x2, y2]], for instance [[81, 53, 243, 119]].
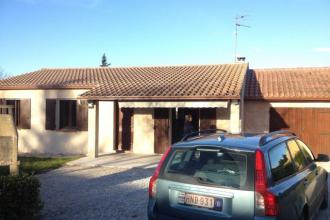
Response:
[[303, 179, 308, 186]]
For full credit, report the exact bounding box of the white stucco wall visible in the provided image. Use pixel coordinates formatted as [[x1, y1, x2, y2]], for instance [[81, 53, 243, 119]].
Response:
[[216, 106, 230, 131], [88, 102, 98, 158], [98, 101, 116, 154], [230, 101, 241, 133], [270, 102, 330, 108], [132, 108, 154, 154], [0, 89, 88, 155]]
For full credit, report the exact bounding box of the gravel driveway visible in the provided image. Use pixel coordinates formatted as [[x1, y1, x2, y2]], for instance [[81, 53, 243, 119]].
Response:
[[38, 161, 329, 220], [39, 165, 154, 220]]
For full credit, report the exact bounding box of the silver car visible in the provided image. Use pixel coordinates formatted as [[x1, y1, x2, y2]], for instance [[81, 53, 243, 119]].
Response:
[[148, 130, 329, 220]]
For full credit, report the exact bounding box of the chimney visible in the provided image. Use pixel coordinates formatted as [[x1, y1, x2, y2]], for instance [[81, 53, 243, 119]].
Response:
[[236, 56, 246, 63]]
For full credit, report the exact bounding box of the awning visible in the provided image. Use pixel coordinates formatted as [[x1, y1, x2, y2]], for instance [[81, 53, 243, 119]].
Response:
[[118, 101, 228, 108]]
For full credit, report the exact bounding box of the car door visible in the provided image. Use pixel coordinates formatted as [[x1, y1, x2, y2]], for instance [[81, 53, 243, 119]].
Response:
[[295, 139, 325, 214], [267, 142, 301, 220], [286, 139, 317, 218]]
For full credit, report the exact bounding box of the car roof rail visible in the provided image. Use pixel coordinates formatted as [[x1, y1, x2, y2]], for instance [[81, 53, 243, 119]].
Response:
[[259, 130, 296, 146], [181, 129, 227, 141]]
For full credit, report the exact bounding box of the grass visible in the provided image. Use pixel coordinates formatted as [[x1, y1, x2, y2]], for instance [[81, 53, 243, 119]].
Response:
[[0, 156, 81, 176]]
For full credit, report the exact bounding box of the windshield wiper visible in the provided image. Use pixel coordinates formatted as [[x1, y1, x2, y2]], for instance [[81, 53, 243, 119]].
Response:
[[216, 169, 240, 175], [196, 176, 215, 184], [195, 176, 240, 189]]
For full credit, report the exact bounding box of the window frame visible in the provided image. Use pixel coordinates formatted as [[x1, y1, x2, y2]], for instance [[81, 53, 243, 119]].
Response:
[[5, 99, 20, 126], [295, 139, 315, 165], [286, 139, 309, 172], [59, 99, 77, 130], [45, 98, 88, 132], [267, 140, 297, 184], [2, 99, 31, 129]]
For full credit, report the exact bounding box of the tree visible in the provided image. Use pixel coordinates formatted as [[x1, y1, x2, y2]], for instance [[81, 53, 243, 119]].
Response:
[[100, 53, 110, 67], [0, 67, 7, 79]]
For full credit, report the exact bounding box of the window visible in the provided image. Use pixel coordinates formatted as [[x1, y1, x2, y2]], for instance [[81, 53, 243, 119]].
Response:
[[163, 147, 254, 190], [60, 100, 77, 129], [0, 99, 31, 129], [45, 99, 88, 131], [287, 140, 308, 171], [5, 100, 20, 126], [269, 143, 296, 182], [296, 139, 315, 164]]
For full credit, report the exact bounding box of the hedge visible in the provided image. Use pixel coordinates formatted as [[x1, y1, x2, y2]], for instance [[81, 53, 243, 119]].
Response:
[[0, 175, 43, 220]]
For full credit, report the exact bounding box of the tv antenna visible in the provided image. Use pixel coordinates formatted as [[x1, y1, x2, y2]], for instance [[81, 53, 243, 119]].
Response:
[[234, 15, 251, 62]]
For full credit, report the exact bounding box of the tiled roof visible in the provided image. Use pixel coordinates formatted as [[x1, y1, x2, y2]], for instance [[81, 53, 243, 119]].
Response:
[[0, 63, 248, 100], [245, 67, 330, 100]]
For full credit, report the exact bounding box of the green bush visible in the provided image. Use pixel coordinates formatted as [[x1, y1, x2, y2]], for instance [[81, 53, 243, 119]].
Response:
[[0, 175, 43, 220]]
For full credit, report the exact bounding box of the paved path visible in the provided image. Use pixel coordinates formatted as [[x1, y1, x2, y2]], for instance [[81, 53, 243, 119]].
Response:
[[67, 153, 162, 169], [38, 154, 329, 220]]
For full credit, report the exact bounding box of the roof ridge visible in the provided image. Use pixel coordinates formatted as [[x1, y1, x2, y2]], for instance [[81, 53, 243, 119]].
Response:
[[40, 62, 247, 71], [253, 66, 330, 71]]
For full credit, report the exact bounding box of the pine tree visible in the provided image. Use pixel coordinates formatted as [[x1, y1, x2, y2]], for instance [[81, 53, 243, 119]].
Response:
[[100, 53, 110, 67]]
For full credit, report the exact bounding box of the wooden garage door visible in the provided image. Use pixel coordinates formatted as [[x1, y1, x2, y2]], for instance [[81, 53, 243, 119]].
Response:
[[270, 107, 330, 156], [154, 108, 170, 154]]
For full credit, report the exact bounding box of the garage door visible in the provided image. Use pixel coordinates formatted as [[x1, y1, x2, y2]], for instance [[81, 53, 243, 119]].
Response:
[[270, 107, 330, 156], [154, 108, 170, 154]]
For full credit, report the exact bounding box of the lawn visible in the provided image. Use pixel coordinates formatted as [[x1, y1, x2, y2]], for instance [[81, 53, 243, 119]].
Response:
[[0, 156, 81, 176]]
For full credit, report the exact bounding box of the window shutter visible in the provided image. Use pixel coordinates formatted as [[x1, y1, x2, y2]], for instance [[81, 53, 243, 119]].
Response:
[[18, 99, 31, 129], [45, 99, 56, 130], [77, 100, 88, 131], [0, 99, 6, 114]]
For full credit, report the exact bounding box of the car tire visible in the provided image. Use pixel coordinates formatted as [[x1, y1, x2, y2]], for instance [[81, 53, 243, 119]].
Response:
[[320, 186, 328, 209], [300, 209, 308, 220]]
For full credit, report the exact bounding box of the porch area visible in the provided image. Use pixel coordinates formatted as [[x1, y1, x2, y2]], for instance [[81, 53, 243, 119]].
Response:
[[87, 100, 242, 158]]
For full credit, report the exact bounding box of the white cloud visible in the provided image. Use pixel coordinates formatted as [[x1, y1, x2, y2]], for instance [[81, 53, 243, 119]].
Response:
[[312, 48, 330, 52]]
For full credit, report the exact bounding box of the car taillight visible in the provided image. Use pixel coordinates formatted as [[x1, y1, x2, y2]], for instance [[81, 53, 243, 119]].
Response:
[[148, 147, 171, 198], [255, 149, 278, 216]]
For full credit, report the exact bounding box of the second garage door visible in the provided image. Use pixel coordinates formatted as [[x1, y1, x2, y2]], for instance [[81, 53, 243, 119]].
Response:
[[270, 107, 330, 156]]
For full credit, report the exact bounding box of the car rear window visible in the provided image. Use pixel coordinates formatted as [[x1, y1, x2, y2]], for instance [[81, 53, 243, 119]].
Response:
[[161, 147, 254, 190]]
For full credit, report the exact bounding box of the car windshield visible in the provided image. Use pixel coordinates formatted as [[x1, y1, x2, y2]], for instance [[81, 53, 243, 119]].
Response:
[[162, 147, 254, 190]]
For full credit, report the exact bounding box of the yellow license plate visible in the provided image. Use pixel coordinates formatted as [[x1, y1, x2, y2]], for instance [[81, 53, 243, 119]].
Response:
[[182, 193, 215, 208]]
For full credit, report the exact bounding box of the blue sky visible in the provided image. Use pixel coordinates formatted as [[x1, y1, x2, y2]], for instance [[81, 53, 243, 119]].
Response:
[[0, 0, 329, 75]]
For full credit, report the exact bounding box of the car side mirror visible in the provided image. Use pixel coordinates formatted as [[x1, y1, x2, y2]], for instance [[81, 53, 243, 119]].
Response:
[[316, 154, 330, 162]]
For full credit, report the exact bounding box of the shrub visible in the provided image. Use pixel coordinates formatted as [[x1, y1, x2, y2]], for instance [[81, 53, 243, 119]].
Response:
[[0, 175, 43, 220]]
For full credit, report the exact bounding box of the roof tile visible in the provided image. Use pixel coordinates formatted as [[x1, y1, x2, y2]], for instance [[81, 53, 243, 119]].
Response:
[[245, 67, 330, 100], [0, 64, 248, 100]]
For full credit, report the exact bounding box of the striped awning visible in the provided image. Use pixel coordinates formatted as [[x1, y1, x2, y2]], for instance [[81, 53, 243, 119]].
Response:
[[118, 101, 228, 108]]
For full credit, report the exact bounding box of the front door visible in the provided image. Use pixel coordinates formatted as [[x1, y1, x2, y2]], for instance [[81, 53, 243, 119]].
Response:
[[154, 108, 170, 154], [118, 108, 133, 151], [172, 108, 200, 143]]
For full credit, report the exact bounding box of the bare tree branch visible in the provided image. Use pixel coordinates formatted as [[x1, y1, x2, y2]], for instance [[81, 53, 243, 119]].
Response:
[[0, 67, 8, 79]]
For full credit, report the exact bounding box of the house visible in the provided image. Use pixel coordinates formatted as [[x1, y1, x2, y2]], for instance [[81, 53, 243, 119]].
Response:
[[0, 63, 248, 157], [244, 67, 330, 156]]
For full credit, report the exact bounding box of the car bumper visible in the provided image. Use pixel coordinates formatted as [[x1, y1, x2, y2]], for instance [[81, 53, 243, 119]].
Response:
[[148, 198, 277, 220]]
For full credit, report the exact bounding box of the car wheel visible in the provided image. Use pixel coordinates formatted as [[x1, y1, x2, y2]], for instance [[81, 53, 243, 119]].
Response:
[[320, 186, 328, 209], [300, 209, 308, 220]]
